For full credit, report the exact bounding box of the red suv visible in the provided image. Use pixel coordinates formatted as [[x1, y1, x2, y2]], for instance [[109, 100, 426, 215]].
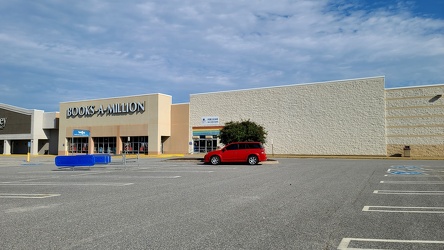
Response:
[[204, 142, 267, 165]]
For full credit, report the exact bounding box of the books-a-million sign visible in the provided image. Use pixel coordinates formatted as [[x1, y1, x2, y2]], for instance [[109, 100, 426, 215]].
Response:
[[66, 102, 145, 118]]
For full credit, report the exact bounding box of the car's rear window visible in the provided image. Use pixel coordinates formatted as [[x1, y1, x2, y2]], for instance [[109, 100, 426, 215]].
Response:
[[226, 143, 263, 150], [249, 143, 262, 149], [239, 143, 262, 149], [226, 144, 239, 150]]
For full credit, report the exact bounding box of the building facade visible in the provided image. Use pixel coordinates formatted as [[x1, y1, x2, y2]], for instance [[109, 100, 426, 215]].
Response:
[[2, 76, 443, 157], [58, 93, 189, 156], [386, 85, 444, 157], [190, 77, 387, 156], [0, 104, 59, 155]]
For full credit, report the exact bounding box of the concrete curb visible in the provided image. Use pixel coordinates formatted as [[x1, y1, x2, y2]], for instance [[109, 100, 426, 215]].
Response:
[[1, 154, 443, 161]]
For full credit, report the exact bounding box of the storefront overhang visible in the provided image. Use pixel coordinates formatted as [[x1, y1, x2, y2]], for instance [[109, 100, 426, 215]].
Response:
[[192, 126, 223, 136]]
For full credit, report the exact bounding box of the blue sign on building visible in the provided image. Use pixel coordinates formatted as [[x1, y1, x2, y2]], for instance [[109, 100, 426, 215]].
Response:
[[72, 129, 90, 137]]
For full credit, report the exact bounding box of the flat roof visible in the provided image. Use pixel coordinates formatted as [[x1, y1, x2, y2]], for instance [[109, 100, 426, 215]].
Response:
[[59, 93, 172, 104], [385, 83, 444, 90], [190, 76, 386, 96]]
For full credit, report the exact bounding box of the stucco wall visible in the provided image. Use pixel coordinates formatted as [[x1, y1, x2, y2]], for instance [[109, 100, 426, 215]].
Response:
[[58, 94, 171, 155], [386, 84, 444, 157], [190, 77, 386, 155]]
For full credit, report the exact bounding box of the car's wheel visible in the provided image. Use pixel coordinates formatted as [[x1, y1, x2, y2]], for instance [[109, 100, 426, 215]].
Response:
[[247, 155, 259, 165], [210, 155, 220, 165]]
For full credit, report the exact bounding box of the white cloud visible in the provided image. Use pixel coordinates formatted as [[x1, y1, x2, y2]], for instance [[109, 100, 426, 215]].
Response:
[[0, 0, 443, 111]]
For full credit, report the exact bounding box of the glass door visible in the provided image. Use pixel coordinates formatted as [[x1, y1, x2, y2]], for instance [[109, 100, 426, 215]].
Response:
[[193, 135, 218, 153]]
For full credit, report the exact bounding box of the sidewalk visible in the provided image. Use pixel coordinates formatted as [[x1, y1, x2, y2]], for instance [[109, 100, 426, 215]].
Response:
[[1, 153, 443, 161]]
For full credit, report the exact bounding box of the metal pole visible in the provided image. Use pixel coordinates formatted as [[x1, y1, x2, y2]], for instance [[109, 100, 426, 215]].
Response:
[[26, 140, 30, 162], [271, 139, 274, 157]]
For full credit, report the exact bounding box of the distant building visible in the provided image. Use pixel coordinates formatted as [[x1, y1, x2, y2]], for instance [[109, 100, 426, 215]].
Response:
[[191, 76, 444, 158], [1, 76, 443, 157], [58, 94, 189, 155], [0, 104, 59, 155], [385, 85, 444, 157], [191, 76, 387, 156]]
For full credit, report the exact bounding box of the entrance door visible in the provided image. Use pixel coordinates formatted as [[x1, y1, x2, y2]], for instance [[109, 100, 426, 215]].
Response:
[[193, 135, 218, 153]]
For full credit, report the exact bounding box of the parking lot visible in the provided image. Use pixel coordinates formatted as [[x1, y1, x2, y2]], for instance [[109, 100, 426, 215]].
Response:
[[0, 156, 443, 249]]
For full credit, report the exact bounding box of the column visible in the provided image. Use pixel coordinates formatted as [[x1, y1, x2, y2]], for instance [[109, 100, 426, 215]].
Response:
[[31, 139, 38, 156], [4, 140, 11, 155]]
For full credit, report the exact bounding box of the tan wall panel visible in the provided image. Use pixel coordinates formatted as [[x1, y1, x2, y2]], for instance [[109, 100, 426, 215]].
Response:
[[158, 95, 172, 136], [145, 94, 172, 154], [90, 126, 118, 137], [119, 125, 149, 137], [164, 104, 190, 154]]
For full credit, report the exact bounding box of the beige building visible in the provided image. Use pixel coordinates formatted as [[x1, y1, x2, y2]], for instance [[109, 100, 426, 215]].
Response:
[[191, 77, 387, 156], [190, 76, 444, 157], [386, 85, 444, 157], [0, 104, 59, 155], [2, 76, 443, 158], [58, 94, 189, 156]]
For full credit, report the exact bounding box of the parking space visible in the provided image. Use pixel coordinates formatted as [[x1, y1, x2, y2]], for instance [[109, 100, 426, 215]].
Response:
[[0, 158, 227, 206], [339, 163, 444, 250], [338, 238, 444, 250], [1, 157, 443, 249]]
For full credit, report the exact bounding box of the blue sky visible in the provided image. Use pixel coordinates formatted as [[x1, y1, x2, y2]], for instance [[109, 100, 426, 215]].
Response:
[[0, 0, 443, 111]]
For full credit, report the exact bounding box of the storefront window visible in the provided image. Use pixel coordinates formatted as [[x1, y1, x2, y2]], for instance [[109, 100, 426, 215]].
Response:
[[68, 138, 89, 154], [93, 137, 116, 154], [122, 136, 148, 154]]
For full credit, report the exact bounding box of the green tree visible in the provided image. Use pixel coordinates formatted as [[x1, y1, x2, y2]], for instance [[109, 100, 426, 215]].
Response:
[[219, 120, 267, 145]]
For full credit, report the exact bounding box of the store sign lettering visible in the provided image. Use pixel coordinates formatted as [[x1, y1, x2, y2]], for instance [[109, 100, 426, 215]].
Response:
[[0, 117, 6, 129], [201, 116, 219, 125], [67, 102, 145, 118]]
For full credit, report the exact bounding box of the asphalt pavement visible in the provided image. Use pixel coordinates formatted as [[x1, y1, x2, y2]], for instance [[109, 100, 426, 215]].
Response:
[[0, 156, 443, 249]]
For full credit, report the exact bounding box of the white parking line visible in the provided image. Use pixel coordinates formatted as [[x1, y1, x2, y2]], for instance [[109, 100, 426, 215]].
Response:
[[8, 177, 59, 183], [338, 238, 444, 250], [374, 190, 444, 195], [362, 206, 444, 213], [384, 174, 433, 177], [0, 193, 61, 199], [0, 182, 134, 186], [135, 167, 238, 170], [380, 181, 444, 185], [135, 170, 214, 173], [5, 204, 61, 214], [423, 169, 444, 173], [140, 176, 182, 178], [70, 171, 112, 176]]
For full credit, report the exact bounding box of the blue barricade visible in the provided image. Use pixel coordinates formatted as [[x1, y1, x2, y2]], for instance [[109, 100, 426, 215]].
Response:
[[55, 155, 96, 167], [93, 154, 112, 164]]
